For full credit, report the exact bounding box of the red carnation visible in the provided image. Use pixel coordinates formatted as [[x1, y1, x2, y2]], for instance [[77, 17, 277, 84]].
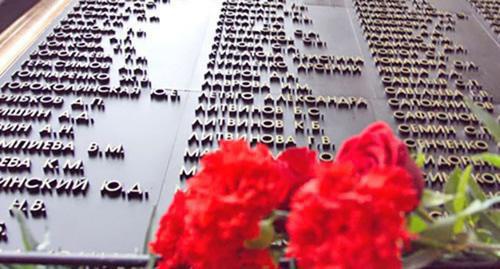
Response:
[[287, 163, 412, 269], [150, 191, 190, 269], [277, 147, 317, 209], [357, 167, 419, 213], [336, 121, 424, 204], [180, 140, 287, 268]]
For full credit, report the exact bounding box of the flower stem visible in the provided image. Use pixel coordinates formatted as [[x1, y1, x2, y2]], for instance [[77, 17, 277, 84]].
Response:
[[415, 237, 455, 252], [466, 242, 500, 252], [416, 207, 434, 223]]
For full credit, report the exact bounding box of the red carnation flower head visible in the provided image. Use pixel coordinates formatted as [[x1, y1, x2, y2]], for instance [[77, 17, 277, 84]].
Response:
[[287, 163, 411, 269], [313, 161, 359, 197], [180, 139, 288, 269], [357, 167, 419, 213], [277, 147, 318, 209], [335, 121, 424, 203], [149, 191, 190, 269]]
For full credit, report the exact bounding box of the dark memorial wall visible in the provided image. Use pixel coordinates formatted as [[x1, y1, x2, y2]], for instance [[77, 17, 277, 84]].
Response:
[[0, 0, 39, 33], [0, 0, 498, 254]]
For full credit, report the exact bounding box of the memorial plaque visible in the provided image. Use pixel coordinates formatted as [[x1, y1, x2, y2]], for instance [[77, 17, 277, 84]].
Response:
[[0, 0, 498, 258]]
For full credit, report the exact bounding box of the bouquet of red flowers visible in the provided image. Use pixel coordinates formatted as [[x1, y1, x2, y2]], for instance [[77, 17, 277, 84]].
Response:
[[150, 121, 500, 269]]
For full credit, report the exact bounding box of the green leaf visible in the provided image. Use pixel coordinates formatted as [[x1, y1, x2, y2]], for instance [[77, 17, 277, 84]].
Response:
[[453, 166, 472, 233], [460, 197, 500, 219], [403, 249, 443, 269], [472, 153, 500, 169], [475, 210, 500, 243], [422, 197, 500, 243], [464, 97, 500, 143], [454, 165, 472, 213], [444, 168, 461, 213], [475, 228, 494, 243], [476, 211, 500, 243], [431, 197, 500, 231], [13, 209, 38, 251], [408, 214, 428, 233], [422, 190, 454, 208], [489, 210, 500, 224], [415, 151, 425, 169], [143, 204, 158, 254], [468, 174, 487, 201], [467, 180, 500, 238]]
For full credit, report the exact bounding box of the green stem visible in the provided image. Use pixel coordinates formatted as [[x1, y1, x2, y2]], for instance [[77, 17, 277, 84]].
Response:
[[416, 237, 500, 254], [466, 242, 500, 252], [416, 207, 435, 224], [415, 237, 455, 252]]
